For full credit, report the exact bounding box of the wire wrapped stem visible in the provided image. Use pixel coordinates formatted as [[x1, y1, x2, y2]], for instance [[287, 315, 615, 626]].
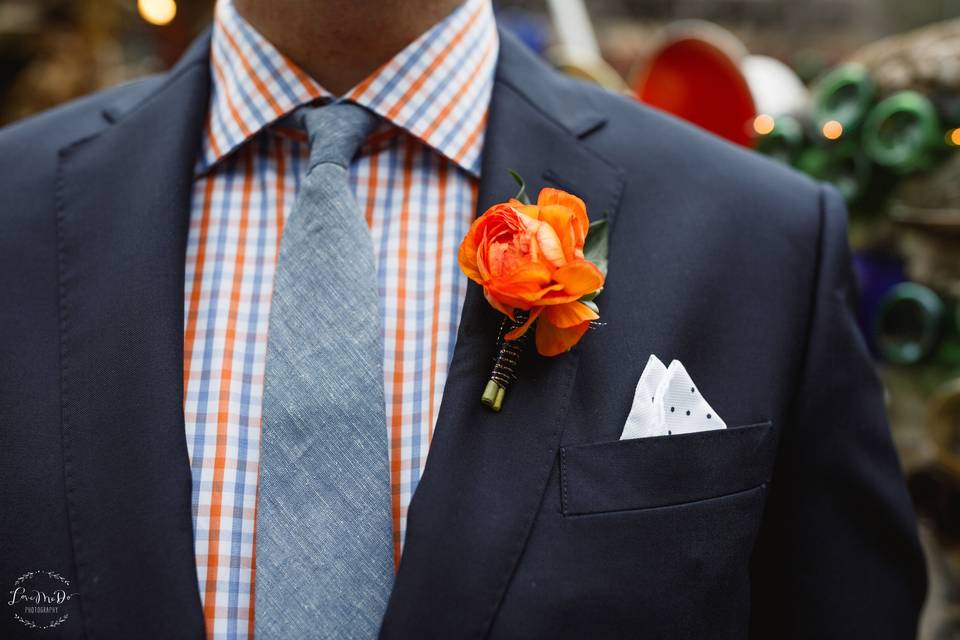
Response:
[[481, 311, 530, 412]]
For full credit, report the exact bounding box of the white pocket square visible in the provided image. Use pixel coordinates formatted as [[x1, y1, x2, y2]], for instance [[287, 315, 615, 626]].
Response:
[[620, 355, 726, 440]]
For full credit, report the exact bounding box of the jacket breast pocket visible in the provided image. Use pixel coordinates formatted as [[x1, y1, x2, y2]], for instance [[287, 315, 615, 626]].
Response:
[[559, 421, 775, 516]]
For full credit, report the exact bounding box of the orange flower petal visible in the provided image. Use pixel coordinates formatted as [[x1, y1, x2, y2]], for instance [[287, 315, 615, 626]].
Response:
[[490, 283, 566, 307], [504, 306, 543, 341], [538, 204, 577, 263], [507, 260, 553, 286], [514, 216, 541, 263], [457, 233, 482, 282], [543, 300, 599, 329], [538, 188, 588, 239], [535, 315, 591, 356], [553, 260, 604, 296], [538, 293, 585, 306], [537, 204, 570, 232], [537, 188, 585, 218], [513, 203, 541, 221], [535, 219, 566, 267], [532, 291, 587, 306], [485, 261, 556, 309]]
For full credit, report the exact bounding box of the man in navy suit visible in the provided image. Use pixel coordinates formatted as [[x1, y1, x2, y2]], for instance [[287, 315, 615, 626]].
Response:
[[0, 0, 925, 637]]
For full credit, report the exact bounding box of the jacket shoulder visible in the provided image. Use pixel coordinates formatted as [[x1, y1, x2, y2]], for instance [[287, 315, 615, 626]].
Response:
[[0, 75, 165, 172], [556, 78, 841, 315], [582, 82, 823, 225], [0, 75, 166, 235]]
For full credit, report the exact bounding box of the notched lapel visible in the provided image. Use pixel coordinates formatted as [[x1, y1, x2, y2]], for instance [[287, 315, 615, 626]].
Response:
[[381, 31, 624, 639], [56, 34, 210, 639]]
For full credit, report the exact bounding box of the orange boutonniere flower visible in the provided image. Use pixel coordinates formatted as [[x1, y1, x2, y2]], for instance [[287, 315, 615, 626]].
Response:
[[458, 173, 609, 411]]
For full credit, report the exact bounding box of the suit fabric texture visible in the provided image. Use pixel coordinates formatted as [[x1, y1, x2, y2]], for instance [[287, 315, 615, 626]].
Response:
[[0, 27, 925, 640]]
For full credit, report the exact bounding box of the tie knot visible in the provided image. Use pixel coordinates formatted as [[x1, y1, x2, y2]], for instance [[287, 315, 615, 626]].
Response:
[[302, 101, 378, 170]]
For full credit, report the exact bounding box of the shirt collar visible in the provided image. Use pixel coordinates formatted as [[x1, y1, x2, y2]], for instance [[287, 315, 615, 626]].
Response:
[[200, 0, 499, 176]]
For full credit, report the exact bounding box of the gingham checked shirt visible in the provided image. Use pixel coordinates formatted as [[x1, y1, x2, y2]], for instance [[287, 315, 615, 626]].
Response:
[[183, 0, 498, 636]]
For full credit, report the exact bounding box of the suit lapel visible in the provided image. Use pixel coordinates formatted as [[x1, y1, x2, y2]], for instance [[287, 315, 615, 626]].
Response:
[[57, 34, 210, 638], [381, 31, 624, 638]]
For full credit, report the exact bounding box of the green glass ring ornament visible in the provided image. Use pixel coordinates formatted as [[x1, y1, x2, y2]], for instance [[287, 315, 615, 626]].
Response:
[[812, 64, 874, 133], [862, 91, 942, 175], [875, 282, 945, 365]]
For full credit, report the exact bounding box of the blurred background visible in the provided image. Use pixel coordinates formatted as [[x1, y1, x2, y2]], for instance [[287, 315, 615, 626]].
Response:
[[3, 0, 960, 636]]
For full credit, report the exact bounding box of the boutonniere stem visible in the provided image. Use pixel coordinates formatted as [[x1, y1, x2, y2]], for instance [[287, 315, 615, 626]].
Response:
[[481, 311, 530, 411], [459, 172, 609, 412]]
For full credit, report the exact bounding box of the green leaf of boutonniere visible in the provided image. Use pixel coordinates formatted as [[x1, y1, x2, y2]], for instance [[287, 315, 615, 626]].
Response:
[[509, 170, 532, 205], [583, 218, 608, 276], [580, 218, 608, 303]]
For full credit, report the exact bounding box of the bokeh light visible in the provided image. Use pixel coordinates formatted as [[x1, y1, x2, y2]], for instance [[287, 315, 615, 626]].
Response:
[[753, 113, 775, 136], [138, 0, 177, 26], [821, 119, 843, 140]]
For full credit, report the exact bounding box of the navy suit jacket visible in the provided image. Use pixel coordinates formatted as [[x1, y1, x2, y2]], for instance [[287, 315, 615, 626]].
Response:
[[0, 28, 926, 639]]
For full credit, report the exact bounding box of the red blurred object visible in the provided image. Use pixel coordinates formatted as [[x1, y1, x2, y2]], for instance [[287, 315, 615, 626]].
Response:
[[634, 26, 757, 147]]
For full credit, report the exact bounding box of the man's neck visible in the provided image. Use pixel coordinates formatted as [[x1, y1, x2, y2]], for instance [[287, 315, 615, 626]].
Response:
[[232, 0, 465, 96]]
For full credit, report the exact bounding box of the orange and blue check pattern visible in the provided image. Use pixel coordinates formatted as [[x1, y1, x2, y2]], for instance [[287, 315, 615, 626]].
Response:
[[182, 0, 498, 636]]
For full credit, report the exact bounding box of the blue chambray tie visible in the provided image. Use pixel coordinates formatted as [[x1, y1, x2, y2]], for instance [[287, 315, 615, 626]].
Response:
[[255, 100, 393, 639]]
